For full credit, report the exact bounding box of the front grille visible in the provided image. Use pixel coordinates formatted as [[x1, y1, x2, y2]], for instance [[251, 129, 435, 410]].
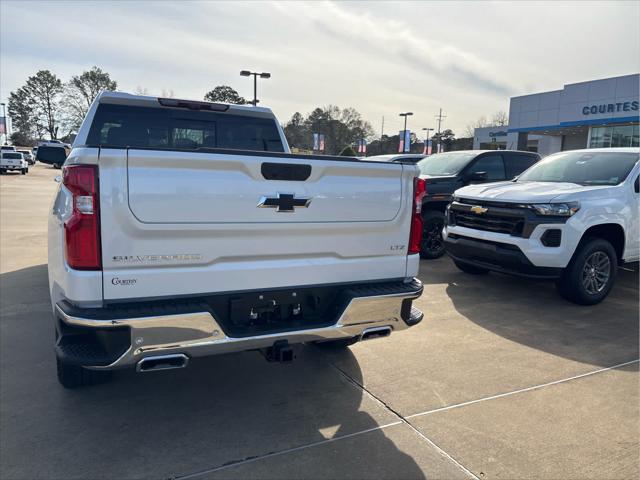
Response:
[[450, 200, 527, 236], [454, 212, 524, 235]]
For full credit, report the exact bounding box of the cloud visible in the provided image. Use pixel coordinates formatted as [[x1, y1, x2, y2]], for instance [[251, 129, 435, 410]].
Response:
[[270, 1, 513, 96]]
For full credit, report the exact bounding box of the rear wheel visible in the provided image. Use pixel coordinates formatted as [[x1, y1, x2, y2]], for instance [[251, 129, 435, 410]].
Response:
[[52, 163, 61, 169], [453, 259, 489, 275], [56, 358, 112, 389], [315, 337, 359, 350], [21, 168, 26, 175], [556, 237, 617, 305], [420, 211, 446, 259]]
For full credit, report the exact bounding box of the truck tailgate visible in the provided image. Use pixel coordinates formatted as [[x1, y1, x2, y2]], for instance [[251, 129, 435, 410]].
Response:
[[127, 150, 402, 223], [100, 149, 416, 300]]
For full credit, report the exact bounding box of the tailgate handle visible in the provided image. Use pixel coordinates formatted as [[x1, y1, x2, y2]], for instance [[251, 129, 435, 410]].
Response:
[[261, 162, 311, 181]]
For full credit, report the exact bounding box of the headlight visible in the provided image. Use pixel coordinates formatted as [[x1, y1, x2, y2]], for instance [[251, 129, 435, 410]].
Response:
[[452, 194, 460, 203], [531, 202, 580, 216]]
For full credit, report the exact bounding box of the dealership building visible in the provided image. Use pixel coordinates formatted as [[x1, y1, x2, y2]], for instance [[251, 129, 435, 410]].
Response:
[[474, 73, 639, 156]]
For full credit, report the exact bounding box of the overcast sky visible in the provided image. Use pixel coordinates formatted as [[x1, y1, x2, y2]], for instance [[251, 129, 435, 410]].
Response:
[[1, 0, 638, 136]]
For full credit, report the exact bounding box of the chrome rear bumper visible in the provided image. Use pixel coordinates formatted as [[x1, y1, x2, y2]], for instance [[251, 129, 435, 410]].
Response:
[[55, 279, 423, 370]]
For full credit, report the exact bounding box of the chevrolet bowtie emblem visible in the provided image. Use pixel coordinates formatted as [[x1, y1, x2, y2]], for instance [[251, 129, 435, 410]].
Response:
[[257, 193, 311, 212], [470, 205, 488, 214]]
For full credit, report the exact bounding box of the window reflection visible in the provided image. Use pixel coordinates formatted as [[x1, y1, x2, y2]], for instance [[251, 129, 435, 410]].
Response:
[[589, 125, 639, 148]]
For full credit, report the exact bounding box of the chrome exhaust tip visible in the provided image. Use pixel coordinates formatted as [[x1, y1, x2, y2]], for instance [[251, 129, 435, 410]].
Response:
[[136, 354, 189, 373], [360, 326, 392, 341]]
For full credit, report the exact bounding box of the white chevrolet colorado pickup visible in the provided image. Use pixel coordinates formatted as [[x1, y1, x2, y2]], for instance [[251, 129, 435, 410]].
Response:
[[48, 92, 425, 388], [444, 148, 639, 305]]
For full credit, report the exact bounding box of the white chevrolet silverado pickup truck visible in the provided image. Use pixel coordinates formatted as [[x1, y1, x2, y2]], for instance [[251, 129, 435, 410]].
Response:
[[444, 148, 639, 305], [48, 92, 425, 388]]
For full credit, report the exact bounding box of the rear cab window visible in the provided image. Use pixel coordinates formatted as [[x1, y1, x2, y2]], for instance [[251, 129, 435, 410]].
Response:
[[86, 104, 285, 153], [2, 153, 22, 159]]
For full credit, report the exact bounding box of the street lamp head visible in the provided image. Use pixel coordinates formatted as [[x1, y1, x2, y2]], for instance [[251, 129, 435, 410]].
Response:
[[399, 112, 413, 117], [260, 73, 271, 79], [240, 70, 251, 77]]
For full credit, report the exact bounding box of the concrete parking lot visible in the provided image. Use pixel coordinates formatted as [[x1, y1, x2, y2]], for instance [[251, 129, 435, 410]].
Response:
[[1, 164, 638, 480]]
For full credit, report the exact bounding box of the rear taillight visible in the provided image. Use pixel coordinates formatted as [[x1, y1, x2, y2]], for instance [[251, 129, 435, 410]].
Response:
[[63, 165, 101, 270], [408, 177, 426, 255]]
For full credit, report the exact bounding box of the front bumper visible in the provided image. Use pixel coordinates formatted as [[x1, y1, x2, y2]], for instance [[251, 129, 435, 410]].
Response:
[[445, 233, 562, 278], [55, 279, 424, 370]]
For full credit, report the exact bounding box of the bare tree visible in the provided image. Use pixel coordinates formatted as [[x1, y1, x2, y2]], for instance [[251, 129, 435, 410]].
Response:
[[464, 116, 488, 138], [491, 110, 509, 127]]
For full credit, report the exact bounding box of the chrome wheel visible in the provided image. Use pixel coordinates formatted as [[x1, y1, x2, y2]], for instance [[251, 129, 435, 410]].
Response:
[[581, 251, 611, 294]]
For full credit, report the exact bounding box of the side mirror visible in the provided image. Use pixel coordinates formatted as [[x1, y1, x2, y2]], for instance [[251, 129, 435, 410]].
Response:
[[469, 171, 488, 183]]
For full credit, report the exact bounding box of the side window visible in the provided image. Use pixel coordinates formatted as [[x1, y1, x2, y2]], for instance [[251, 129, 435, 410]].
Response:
[[634, 175, 639, 193], [468, 154, 506, 181], [505, 153, 539, 179]]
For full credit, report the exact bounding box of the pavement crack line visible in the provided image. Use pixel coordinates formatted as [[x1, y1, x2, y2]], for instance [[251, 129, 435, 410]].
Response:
[[406, 358, 640, 420], [329, 362, 480, 480], [172, 422, 403, 480]]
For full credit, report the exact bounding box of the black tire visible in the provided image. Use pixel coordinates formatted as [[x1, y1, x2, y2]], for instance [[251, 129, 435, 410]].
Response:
[[56, 358, 112, 389], [21, 168, 26, 175], [556, 237, 617, 305], [52, 163, 60, 169], [315, 337, 359, 350], [453, 259, 489, 275], [0, 170, 4, 175], [420, 211, 446, 259]]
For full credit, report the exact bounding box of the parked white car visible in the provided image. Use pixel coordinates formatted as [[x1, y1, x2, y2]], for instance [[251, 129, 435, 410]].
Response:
[[444, 148, 639, 305], [0, 151, 29, 174], [48, 92, 425, 388]]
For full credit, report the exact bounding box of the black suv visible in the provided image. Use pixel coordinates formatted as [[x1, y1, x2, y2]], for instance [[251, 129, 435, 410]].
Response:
[[418, 150, 541, 259]]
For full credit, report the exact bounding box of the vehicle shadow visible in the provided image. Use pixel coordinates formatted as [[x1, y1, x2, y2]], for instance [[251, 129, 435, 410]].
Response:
[[420, 257, 639, 368], [0, 264, 426, 480]]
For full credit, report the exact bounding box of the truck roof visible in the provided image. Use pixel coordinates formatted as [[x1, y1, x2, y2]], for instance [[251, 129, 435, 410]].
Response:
[[96, 91, 275, 116]]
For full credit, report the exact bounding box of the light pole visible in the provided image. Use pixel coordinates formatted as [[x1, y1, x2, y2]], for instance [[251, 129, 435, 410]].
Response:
[[240, 70, 271, 106], [398, 112, 413, 153], [422, 127, 434, 154]]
